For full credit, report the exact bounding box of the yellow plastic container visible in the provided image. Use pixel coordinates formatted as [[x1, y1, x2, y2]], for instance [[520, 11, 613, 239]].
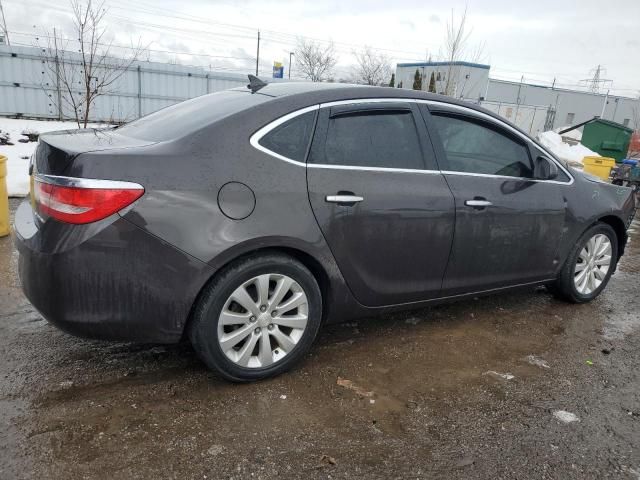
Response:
[[0, 155, 9, 237], [582, 156, 616, 181]]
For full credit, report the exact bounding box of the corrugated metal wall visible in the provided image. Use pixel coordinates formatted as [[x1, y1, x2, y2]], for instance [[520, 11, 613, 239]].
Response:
[[0, 45, 250, 123], [485, 79, 640, 131]]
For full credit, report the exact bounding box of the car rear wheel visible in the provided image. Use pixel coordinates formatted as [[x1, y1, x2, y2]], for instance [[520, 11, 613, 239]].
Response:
[[549, 222, 618, 303], [189, 253, 322, 382]]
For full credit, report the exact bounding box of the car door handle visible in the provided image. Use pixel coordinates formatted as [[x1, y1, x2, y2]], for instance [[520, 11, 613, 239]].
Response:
[[325, 195, 364, 204], [464, 199, 492, 208]]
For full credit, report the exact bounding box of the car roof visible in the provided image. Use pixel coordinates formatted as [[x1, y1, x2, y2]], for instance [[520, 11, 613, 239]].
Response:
[[234, 80, 447, 102], [234, 81, 518, 132], [233, 80, 499, 119]]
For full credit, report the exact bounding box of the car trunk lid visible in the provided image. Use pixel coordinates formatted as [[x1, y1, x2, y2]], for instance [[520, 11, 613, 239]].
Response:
[[33, 128, 156, 175]]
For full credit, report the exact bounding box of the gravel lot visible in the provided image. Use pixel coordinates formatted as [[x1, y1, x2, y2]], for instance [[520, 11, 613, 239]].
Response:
[[1, 198, 639, 479]]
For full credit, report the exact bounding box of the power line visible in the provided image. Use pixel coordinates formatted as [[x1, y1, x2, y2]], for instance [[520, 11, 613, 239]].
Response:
[[6, 0, 640, 93], [8, 30, 255, 60], [7, 0, 436, 60]]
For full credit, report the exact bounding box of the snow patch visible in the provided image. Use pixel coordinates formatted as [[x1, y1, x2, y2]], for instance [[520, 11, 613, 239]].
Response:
[[553, 410, 580, 423], [0, 118, 103, 196], [537, 130, 598, 166], [483, 370, 515, 380], [525, 355, 550, 369]]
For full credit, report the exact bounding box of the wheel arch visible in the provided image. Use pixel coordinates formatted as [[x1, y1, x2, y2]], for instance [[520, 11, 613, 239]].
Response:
[[597, 214, 628, 261], [182, 245, 332, 340]]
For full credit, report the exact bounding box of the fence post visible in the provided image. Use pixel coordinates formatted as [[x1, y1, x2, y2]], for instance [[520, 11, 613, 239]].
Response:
[[0, 155, 9, 237], [55, 54, 63, 120], [530, 107, 537, 134], [137, 65, 142, 119]]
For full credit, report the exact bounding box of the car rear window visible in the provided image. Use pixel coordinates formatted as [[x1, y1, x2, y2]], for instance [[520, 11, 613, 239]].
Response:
[[117, 90, 270, 142]]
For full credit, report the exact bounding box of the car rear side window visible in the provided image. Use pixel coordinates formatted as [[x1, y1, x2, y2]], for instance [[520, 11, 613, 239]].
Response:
[[312, 109, 424, 170], [430, 114, 534, 178], [258, 111, 316, 162]]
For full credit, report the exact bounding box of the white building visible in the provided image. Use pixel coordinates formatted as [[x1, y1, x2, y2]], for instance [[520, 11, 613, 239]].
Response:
[[395, 61, 640, 135]]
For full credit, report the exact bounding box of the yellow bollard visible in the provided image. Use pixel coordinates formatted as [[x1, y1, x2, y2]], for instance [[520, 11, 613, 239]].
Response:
[[0, 155, 9, 237]]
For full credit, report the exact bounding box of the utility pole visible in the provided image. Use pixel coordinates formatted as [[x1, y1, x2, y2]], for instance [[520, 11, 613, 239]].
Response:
[[0, 0, 10, 46], [255, 30, 260, 76], [581, 65, 612, 93], [288, 51, 294, 79]]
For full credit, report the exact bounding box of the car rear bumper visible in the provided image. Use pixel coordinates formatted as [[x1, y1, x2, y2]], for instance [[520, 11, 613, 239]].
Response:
[[13, 200, 214, 343]]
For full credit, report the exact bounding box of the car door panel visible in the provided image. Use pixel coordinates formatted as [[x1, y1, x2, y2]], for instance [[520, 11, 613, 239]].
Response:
[[440, 174, 567, 294], [421, 104, 568, 295], [306, 103, 456, 307]]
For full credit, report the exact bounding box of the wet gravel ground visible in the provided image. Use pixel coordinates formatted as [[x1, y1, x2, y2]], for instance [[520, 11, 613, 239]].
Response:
[[1, 198, 639, 479]]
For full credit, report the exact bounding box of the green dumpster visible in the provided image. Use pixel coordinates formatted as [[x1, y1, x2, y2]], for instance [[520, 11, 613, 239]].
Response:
[[581, 119, 633, 162]]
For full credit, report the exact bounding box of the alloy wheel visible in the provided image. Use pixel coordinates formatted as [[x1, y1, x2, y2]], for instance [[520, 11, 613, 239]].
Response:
[[574, 233, 612, 295], [217, 273, 309, 368]]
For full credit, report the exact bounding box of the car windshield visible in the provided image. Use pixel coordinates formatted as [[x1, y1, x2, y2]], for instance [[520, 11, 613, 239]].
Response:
[[117, 90, 271, 142]]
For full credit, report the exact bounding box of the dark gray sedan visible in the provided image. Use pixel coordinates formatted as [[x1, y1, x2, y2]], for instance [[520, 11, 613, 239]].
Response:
[[14, 81, 637, 381]]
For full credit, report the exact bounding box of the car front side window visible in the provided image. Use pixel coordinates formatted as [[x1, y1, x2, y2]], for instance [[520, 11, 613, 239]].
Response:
[[430, 113, 534, 178]]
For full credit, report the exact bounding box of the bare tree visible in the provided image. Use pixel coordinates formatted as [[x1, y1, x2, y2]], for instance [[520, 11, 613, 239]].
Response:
[[40, 0, 144, 127], [442, 7, 484, 97], [294, 38, 338, 82], [351, 46, 392, 86]]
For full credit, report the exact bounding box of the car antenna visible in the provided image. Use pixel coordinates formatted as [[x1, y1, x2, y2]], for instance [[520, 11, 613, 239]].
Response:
[[247, 74, 268, 93]]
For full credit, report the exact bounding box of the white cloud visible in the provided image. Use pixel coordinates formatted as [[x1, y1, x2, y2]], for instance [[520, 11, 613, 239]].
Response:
[[4, 0, 639, 95]]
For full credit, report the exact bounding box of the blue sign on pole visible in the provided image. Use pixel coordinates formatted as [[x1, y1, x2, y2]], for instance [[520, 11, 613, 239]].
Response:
[[273, 62, 284, 79]]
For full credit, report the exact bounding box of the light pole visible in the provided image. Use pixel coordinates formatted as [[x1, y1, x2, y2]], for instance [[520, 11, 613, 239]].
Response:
[[288, 52, 294, 79]]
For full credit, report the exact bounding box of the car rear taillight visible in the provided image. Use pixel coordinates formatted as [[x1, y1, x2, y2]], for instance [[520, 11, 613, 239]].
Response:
[[34, 175, 144, 224]]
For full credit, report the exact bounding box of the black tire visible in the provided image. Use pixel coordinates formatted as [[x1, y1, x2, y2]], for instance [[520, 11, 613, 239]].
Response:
[[188, 253, 322, 382], [549, 222, 618, 303]]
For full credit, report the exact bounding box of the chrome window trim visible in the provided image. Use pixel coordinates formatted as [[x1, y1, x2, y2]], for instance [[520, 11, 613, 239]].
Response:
[[308, 164, 440, 175], [439, 170, 572, 185], [249, 98, 574, 185], [319, 98, 419, 108], [249, 104, 319, 167], [35, 174, 144, 190]]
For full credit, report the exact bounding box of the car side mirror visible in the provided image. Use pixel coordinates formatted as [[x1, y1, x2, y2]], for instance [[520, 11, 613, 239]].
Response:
[[534, 156, 559, 180]]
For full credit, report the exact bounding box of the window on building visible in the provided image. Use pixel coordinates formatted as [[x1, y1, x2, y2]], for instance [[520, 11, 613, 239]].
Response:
[[623, 118, 630, 127], [258, 111, 317, 162], [566, 113, 575, 124], [430, 113, 534, 178], [312, 109, 424, 170]]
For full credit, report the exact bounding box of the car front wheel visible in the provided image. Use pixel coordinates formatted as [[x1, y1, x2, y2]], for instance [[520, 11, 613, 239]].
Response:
[[189, 253, 322, 382], [549, 222, 618, 303]]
